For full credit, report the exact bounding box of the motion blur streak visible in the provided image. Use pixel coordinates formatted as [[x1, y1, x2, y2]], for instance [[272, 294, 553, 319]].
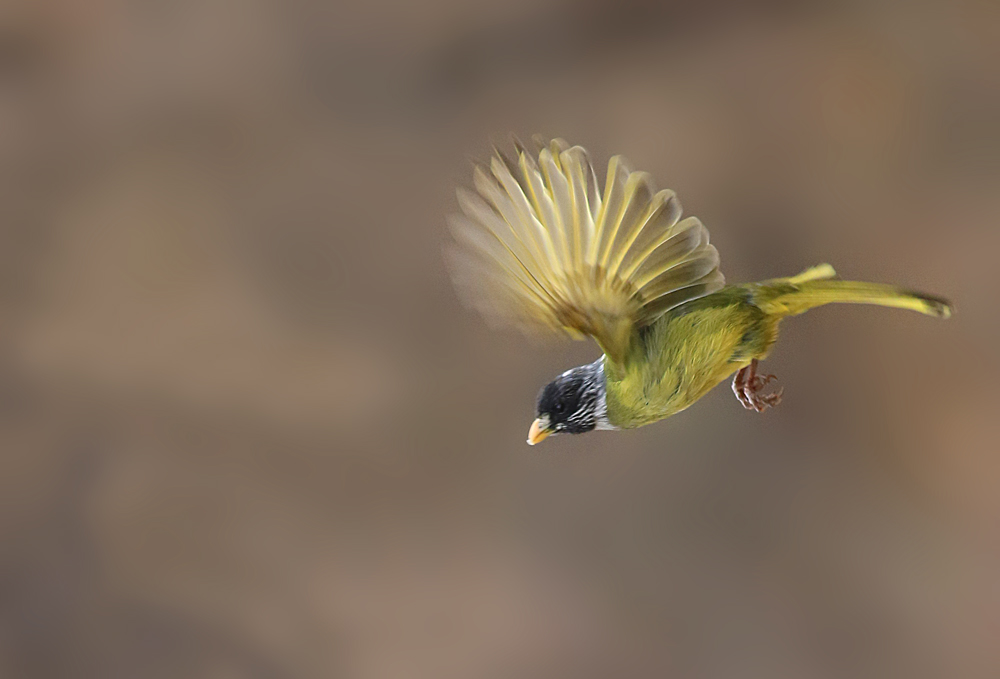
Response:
[[0, 1, 997, 677]]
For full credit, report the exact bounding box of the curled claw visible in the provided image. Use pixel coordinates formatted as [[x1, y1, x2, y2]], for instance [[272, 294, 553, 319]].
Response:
[[732, 360, 783, 413], [749, 373, 777, 392]]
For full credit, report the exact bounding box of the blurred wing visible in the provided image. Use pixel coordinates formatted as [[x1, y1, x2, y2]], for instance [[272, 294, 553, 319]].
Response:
[[447, 139, 725, 365]]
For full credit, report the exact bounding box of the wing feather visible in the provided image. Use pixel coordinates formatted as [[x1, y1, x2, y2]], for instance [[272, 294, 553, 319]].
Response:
[[630, 217, 710, 287], [604, 172, 656, 280], [448, 139, 726, 365], [615, 190, 684, 276], [592, 156, 632, 269], [557, 144, 600, 269], [517, 151, 565, 270], [540, 149, 576, 273]]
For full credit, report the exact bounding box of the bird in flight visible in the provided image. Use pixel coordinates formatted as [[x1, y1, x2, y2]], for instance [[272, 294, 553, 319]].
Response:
[[446, 138, 951, 445]]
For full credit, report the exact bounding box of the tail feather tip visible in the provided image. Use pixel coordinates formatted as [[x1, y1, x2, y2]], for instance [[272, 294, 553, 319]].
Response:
[[913, 293, 953, 319]]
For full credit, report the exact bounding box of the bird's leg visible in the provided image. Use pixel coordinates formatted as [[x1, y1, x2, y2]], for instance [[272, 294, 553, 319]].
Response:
[[732, 359, 783, 413], [732, 364, 754, 410]]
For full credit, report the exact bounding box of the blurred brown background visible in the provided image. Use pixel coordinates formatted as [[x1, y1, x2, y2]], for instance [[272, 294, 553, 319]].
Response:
[[0, 0, 997, 677]]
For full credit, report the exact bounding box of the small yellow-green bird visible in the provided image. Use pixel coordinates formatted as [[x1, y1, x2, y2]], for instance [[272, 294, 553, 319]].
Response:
[[447, 139, 951, 445]]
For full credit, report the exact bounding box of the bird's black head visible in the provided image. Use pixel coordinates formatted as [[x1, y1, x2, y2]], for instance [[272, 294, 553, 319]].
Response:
[[527, 360, 607, 445]]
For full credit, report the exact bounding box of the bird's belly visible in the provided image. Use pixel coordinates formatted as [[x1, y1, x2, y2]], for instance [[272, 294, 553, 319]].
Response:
[[605, 301, 776, 428], [606, 352, 746, 428]]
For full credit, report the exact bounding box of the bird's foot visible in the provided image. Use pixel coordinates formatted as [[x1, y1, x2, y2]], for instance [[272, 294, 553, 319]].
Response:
[[732, 359, 783, 413]]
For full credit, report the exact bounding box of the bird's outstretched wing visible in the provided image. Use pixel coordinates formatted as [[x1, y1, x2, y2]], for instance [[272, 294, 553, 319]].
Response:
[[447, 139, 725, 366]]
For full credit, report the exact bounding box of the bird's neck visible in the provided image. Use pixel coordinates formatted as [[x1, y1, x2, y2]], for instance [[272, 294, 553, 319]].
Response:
[[588, 357, 615, 431]]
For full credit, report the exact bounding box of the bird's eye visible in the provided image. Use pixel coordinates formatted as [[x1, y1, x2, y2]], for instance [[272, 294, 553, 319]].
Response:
[[554, 403, 565, 414]]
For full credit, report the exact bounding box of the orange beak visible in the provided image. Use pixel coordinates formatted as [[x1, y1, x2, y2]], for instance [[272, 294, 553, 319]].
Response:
[[527, 418, 551, 445]]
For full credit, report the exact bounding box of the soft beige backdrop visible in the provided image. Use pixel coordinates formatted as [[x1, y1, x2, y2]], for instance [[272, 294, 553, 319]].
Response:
[[0, 1, 997, 677]]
